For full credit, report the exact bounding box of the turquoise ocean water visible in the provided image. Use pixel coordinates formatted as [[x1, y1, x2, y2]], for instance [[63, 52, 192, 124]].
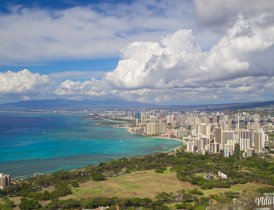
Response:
[[0, 112, 182, 177]]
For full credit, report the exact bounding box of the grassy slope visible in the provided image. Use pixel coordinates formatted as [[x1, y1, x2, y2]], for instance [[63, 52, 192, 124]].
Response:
[[62, 169, 268, 201], [63, 169, 194, 199]]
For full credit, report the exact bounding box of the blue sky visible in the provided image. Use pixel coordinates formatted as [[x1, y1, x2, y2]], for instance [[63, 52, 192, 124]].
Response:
[[0, 0, 274, 104], [0, 0, 134, 11], [0, 58, 119, 74], [0, 0, 129, 74]]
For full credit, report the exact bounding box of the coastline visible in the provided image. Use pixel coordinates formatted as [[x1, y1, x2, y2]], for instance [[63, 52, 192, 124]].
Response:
[[120, 126, 185, 153], [124, 126, 185, 143]]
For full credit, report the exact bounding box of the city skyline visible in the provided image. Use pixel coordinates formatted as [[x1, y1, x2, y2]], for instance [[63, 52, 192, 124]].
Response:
[[0, 0, 274, 104]]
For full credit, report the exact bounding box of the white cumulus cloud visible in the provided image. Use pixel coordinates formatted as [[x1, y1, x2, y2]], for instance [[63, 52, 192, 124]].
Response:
[[0, 69, 49, 94], [55, 78, 109, 96], [55, 14, 274, 104], [107, 14, 274, 88], [194, 0, 274, 28]]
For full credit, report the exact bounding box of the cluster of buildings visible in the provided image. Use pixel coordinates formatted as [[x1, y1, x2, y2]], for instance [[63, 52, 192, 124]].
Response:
[[0, 173, 10, 190], [126, 110, 273, 158], [184, 112, 271, 158], [84, 109, 274, 159], [87, 109, 273, 158]]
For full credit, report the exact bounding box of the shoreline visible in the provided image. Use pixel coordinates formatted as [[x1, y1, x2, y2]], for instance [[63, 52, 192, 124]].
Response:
[[122, 126, 185, 143], [120, 126, 185, 154]]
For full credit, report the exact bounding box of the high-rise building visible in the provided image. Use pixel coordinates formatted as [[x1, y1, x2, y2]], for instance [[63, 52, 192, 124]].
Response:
[[209, 142, 220, 154], [141, 113, 150, 124], [197, 137, 208, 150], [205, 125, 211, 140], [178, 128, 188, 138], [197, 123, 211, 140], [227, 117, 232, 130], [134, 112, 142, 120], [253, 129, 265, 153], [135, 118, 140, 127], [146, 123, 166, 136], [0, 173, 10, 189], [198, 123, 207, 136], [239, 129, 251, 151], [146, 123, 156, 135], [253, 114, 260, 130], [186, 141, 195, 153], [215, 127, 222, 144], [237, 114, 240, 136], [221, 130, 234, 147], [240, 138, 251, 151], [150, 116, 158, 123], [217, 115, 220, 124]]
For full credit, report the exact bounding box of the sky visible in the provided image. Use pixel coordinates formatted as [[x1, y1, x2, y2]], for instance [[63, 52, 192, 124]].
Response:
[[0, 0, 274, 105]]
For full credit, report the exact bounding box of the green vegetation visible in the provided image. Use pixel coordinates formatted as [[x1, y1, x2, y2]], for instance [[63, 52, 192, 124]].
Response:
[[1, 148, 273, 209], [63, 170, 192, 199], [91, 172, 106, 181], [0, 197, 15, 210], [188, 188, 203, 196], [50, 183, 72, 198], [19, 198, 41, 210]]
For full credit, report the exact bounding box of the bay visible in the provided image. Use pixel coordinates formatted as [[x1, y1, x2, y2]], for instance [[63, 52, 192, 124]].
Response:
[[0, 112, 182, 177]]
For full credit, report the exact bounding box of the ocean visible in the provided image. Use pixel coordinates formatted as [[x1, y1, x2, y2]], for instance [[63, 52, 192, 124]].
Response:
[[0, 112, 182, 177]]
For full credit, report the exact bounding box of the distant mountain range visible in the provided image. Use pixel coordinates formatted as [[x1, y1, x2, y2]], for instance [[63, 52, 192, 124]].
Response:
[[166, 100, 274, 111], [0, 99, 154, 110], [0, 99, 274, 111]]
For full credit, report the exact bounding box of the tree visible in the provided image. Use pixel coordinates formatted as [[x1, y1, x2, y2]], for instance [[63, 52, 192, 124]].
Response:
[[19, 198, 41, 210]]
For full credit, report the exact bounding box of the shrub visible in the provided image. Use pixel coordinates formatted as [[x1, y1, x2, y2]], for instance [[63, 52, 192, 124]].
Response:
[[91, 173, 106, 181], [188, 188, 204, 195], [50, 183, 72, 198], [190, 176, 205, 185]]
